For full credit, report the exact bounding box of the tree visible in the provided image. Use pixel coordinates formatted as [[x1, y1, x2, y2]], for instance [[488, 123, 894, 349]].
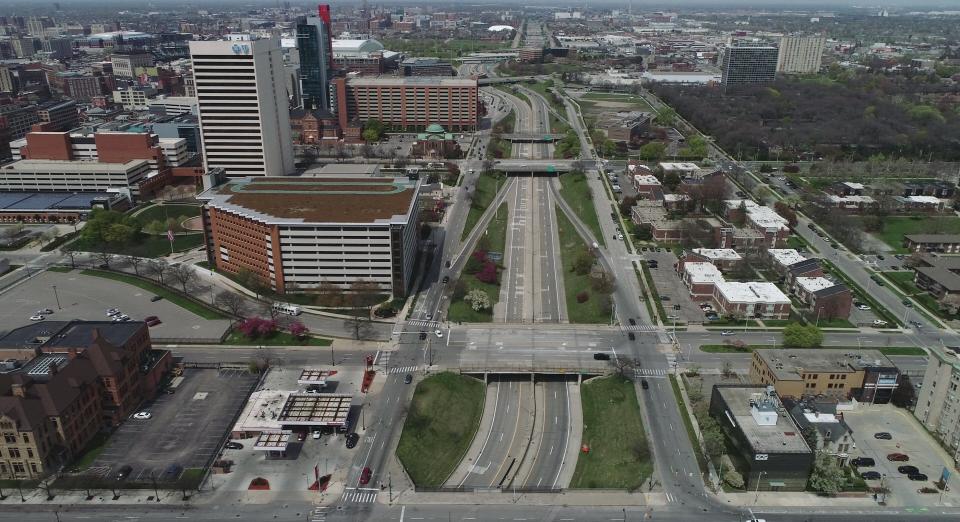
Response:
[[610, 356, 638, 377], [638, 142, 666, 161], [81, 209, 141, 246], [344, 280, 381, 340], [782, 323, 824, 348], [699, 417, 726, 459], [662, 171, 682, 191], [60, 247, 78, 269], [238, 317, 278, 339], [236, 267, 270, 298], [362, 118, 385, 142], [464, 289, 491, 311], [215, 291, 248, 318], [125, 256, 144, 276], [146, 259, 170, 285], [572, 249, 594, 275], [618, 196, 637, 216], [808, 452, 845, 495], [94, 250, 113, 269], [729, 260, 755, 282], [315, 279, 343, 307], [288, 321, 309, 340], [724, 470, 744, 489], [169, 264, 198, 294], [635, 224, 653, 241], [890, 375, 916, 409], [590, 269, 616, 294], [774, 201, 798, 228]]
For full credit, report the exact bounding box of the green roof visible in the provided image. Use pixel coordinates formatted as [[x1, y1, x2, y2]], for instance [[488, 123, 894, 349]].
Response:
[[425, 123, 445, 134]]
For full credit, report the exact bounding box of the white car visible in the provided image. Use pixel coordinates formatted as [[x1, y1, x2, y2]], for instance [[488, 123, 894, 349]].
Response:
[[106, 308, 120, 317], [29, 315, 45, 321], [857, 304, 871, 311], [312, 430, 322, 439], [132, 411, 152, 420], [36, 308, 53, 315], [617, 234, 624, 240], [434, 329, 444, 339], [720, 331, 734, 336], [873, 319, 888, 327]]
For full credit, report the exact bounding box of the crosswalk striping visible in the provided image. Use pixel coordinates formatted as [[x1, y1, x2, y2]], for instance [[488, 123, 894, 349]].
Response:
[[666, 493, 677, 503], [389, 365, 418, 374], [310, 507, 327, 522], [342, 487, 378, 504], [406, 319, 439, 328], [634, 368, 668, 377], [622, 324, 660, 332]]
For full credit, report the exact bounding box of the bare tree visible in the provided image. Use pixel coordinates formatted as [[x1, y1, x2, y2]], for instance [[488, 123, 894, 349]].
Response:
[[610, 356, 639, 377], [146, 259, 170, 285], [169, 264, 198, 294], [315, 279, 343, 307], [94, 250, 114, 269], [60, 247, 79, 269], [126, 256, 144, 276], [343, 279, 381, 340], [215, 291, 248, 318]]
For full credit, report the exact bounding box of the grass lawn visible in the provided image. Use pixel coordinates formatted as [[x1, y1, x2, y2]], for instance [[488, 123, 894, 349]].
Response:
[[558, 171, 605, 247], [668, 374, 708, 475], [872, 216, 960, 253], [556, 206, 610, 324], [71, 232, 204, 258], [699, 344, 925, 356], [70, 433, 108, 471], [527, 81, 565, 115], [821, 259, 901, 327], [380, 38, 510, 60], [881, 270, 952, 322], [570, 375, 652, 489], [396, 372, 485, 487], [448, 202, 507, 323], [79, 269, 228, 320], [764, 317, 855, 328], [461, 171, 506, 241], [47, 266, 74, 273], [224, 331, 332, 347], [580, 92, 656, 112], [133, 203, 201, 224]]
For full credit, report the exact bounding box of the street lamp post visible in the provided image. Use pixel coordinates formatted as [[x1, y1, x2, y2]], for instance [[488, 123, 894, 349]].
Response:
[[754, 471, 766, 504], [51, 285, 61, 310]]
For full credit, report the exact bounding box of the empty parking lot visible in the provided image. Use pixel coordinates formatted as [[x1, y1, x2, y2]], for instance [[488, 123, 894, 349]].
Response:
[[89, 368, 258, 484]]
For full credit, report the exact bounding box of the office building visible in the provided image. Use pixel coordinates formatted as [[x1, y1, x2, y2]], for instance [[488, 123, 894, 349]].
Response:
[[11, 38, 36, 59], [49, 72, 102, 101], [777, 35, 825, 74], [110, 51, 154, 78], [0, 320, 171, 480], [112, 86, 158, 110], [147, 96, 198, 116], [709, 385, 813, 491], [151, 114, 202, 153], [198, 176, 422, 297], [41, 38, 73, 60], [190, 37, 295, 179], [750, 349, 900, 403], [296, 4, 334, 111], [36, 101, 79, 132], [332, 76, 479, 132], [915, 346, 960, 463], [0, 105, 40, 140], [401, 58, 453, 76], [721, 43, 778, 87]]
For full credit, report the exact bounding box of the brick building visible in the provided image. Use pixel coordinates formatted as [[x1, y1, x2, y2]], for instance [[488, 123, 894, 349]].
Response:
[[791, 276, 852, 320], [750, 349, 899, 403], [332, 76, 479, 133], [725, 199, 791, 249], [290, 108, 340, 144]]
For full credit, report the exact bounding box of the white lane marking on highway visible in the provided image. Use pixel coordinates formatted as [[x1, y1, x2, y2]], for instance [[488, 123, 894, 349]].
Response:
[[549, 444, 554, 455], [554, 415, 558, 425], [670, 423, 674, 432], [499, 432, 504, 442], [400, 506, 405, 522]]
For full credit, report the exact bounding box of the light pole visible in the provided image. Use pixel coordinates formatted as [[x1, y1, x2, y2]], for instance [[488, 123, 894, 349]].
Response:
[[754, 470, 766, 504], [51, 285, 61, 310]]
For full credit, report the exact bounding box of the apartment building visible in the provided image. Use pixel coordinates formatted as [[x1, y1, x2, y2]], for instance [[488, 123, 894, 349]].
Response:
[[725, 199, 791, 248], [190, 37, 295, 179], [750, 349, 900, 403], [332, 76, 479, 132], [915, 346, 960, 463], [0, 105, 40, 140], [0, 321, 171, 480], [792, 276, 853, 321], [113, 86, 158, 110], [722, 43, 778, 86], [36, 101, 79, 132], [776, 35, 826, 74], [198, 176, 422, 297]]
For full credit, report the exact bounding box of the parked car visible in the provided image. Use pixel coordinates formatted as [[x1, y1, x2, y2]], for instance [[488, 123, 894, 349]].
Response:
[[312, 429, 321, 439], [873, 320, 889, 327], [29, 315, 45, 321], [887, 453, 910, 462], [36, 308, 53, 315], [359, 467, 372, 485], [874, 432, 892, 440], [660, 295, 670, 301], [860, 471, 882, 480], [106, 308, 120, 316], [851, 457, 875, 467], [115, 465, 133, 481], [908, 473, 929, 481], [898, 465, 919, 475], [856, 304, 871, 311], [442, 276, 449, 284], [345, 433, 359, 449], [593, 353, 610, 361], [150, 295, 163, 302], [162, 463, 183, 481], [225, 442, 244, 450], [132, 411, 152, 420]]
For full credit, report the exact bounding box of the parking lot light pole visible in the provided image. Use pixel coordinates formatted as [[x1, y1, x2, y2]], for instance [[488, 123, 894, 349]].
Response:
[[754, 471, 766, 504], [52, 285, 61, 310]]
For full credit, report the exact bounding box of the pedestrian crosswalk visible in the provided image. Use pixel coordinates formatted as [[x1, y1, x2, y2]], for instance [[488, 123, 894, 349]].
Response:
[[665, 492, 678, 503], [634, 368, 668, 377], [389, 365, 418, 374], [623, 324, 660, 332], [310, 507, 327, 522], [342, 487, 378, 504], [406, 319, 439, 329]]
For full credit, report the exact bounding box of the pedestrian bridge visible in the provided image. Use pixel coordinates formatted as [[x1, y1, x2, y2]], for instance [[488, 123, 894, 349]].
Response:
[[501, 133, 561, 143]]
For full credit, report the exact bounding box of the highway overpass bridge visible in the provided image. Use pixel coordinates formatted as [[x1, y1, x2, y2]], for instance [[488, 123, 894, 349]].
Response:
[[492, 159, 580, 174], [502, 132, 561, 143], [459, 365, 609, 382]]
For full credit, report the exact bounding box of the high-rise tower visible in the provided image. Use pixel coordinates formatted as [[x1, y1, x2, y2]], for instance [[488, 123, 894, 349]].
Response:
[[296, 4, 334, 111]]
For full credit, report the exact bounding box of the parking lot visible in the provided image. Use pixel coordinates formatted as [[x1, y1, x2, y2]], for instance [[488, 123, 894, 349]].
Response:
[[862, 253, 907, 272], [0, 269, 231, 341], [843, 405, 960, 506], [89, 368, 258, 484], [642, 250, 705, 324]]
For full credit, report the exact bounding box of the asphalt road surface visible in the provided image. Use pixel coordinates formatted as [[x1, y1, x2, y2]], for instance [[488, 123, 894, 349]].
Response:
[[521, 376, 571, 488], [459, 376, 534, 488]]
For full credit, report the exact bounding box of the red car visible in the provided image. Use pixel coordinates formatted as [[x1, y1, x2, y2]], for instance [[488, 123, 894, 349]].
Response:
[[144, 316, 162, 327], [887, 453, 909, 462], [359, 467, 372, 485]]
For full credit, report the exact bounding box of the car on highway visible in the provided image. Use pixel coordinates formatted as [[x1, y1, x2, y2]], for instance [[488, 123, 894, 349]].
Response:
[[225, 441, 244, 450], [345, 433, 359, 449], [419, 332, 427, 340], [434, 329, 443, 339], [660, 295, 670, 301], [404, 374, 413, 384], [593, 353, 610, 361], [628, 318, 636, 325], [909, 320, 923, 328], [902, 299, 913, 307], [442, 276, 449, 284], [359, 467, 372, 485], [720, 331, 734, 336], [909, 473, 929, 481], [851, 457, 875, 467], [860, 471, 882, 480], [628, 332, 636, 340], [132, 411, 152, 420], [887, 453, 909, 462], [874, 432, 892, 440], [898, 465, 919, 475], [29, 315, 45, 321]]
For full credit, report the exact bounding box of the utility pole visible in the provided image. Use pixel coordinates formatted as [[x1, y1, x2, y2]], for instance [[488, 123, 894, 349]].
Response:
[[388, 472, 393, 503]]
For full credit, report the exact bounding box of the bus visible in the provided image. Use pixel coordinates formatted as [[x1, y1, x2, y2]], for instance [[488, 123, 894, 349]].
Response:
[[272, 303, 302, 316]]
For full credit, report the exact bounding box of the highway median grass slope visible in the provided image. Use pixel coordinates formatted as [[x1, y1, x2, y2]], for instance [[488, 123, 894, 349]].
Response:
[[570, 375, 652, 489], [396, 372, 485, 487], [558, 171, 605, 248], [461, 171, 506, 242], [555, 206, 610, 324], [448, 201, 508, 323]]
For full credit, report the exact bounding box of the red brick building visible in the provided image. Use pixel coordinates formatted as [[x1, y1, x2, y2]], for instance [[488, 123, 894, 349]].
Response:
[[332, 76, 479, 133], [290, 108, 340, 144]]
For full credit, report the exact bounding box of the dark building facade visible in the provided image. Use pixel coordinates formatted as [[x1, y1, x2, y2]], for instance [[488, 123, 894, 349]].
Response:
[[296, 4, 334, 111]]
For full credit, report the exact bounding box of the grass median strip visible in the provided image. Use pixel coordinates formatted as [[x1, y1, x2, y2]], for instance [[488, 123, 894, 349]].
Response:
[[558, 171, 605, 247], [461, 172, 507, 242], [556, 205, 611, 324], [668, 374, 708, 475], [448, 202, 507, 323], [223, 331, 331, 347], [570, 375, 652, 490], [396, 372, 485, 487], [79, 269, 228, 320]]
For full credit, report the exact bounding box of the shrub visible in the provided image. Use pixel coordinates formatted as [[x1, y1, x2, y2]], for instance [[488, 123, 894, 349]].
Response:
[[576, 291, 590, 303], [476, 261, 498, 284], [238, 317, 277, 339], [724, 470, 744, 489]]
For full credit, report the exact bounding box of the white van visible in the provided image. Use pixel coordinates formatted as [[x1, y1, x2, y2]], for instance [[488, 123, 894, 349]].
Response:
[[272, 303, 302, 316]]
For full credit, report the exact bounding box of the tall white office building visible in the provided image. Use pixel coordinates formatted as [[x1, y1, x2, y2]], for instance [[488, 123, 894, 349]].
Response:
[[189, 36, 294, 180], [777, 35, 826, 74]]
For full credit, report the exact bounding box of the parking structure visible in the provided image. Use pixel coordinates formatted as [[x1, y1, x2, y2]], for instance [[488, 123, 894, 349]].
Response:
[[844, 405, 960, 506], [0, 269, 231, 341], [88, 368, 258, 484]]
